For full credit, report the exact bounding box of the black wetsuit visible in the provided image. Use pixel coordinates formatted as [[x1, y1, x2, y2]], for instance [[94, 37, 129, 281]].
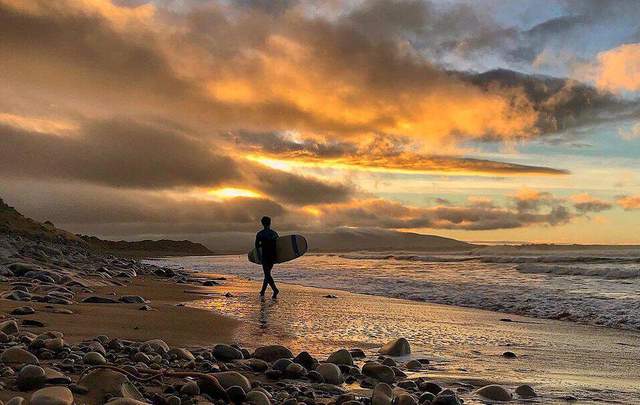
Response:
[[255, 228, 279, 295]]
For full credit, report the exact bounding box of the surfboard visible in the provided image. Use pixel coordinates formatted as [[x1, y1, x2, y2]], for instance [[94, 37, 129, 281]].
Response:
[[248, 234, 308, 264]]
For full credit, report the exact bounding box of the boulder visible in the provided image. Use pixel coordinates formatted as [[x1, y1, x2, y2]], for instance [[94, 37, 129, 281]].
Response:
[[405, 360, 422, 370], [214, 371, 251, 392], [316, 363, 343, 385], [362, 362, 395, 384], [77, 368, 132, 404], [30, 387, 74, 405], [327, 349, 354, 366], [379, 338, 410, 356], [226, 385, 247, 404], [252, 345, 293, 362], [432, 389, 462, 405], [371, 383, 394, 405], [475, 385, 512, 402], [0, 347, 39, 365]]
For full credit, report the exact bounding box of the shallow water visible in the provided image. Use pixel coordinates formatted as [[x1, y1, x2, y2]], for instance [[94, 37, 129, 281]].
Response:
[[147, 254, 640, 404], [150, 251, 640, 330]]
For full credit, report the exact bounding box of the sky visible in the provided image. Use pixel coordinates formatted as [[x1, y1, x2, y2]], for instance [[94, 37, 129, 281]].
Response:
[[0, 0, 639, 244]]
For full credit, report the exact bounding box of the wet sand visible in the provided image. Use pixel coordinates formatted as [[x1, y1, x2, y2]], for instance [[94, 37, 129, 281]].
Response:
[[0, 276, 238, 348], [189, 276, 640, 404]]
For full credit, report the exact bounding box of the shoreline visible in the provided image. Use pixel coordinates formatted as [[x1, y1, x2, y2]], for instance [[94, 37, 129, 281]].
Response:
[[1, 235, 639, 404]]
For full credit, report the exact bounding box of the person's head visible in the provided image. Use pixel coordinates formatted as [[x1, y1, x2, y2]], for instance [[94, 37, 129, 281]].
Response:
[[261, 216, 271, 228]]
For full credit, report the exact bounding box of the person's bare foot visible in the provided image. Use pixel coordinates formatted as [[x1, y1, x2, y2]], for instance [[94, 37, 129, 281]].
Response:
[[272, 289, 279, 299]]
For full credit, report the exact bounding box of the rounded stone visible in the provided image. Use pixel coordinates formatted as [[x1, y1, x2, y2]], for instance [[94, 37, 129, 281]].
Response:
[[246, 390, 272, 405], [0, 347, 39, 366], [285, 362, 306, 378], [316, 363, 343, 385], [17, 365, 47, 391], [475, 385, 512, 402], [371, 382, 394, 405], [252, 345, 293, 362], [0, 320, 19, 335], [84, 351, 107, 365], [226, 385, 247, 404], [327, 349, 354, 366], [180, 380, 200, 396], [379, 338, 411, 356], [515, 384, 537, 399], [30, 387, 74, 405], [272, 358, 293, 372], [213, 344, 243, 361], [214, 371, 251, 392], [362, 362, 395, 384]]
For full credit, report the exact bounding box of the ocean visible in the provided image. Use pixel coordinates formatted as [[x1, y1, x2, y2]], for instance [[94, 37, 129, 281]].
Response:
[[151, 249, 640, 330]]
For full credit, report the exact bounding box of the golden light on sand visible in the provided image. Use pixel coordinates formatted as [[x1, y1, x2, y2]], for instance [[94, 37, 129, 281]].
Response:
[[208, 188, 263, 199]]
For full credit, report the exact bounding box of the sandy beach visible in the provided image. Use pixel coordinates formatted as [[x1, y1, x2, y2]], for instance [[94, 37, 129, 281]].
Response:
[[1, 231, 639, 405]]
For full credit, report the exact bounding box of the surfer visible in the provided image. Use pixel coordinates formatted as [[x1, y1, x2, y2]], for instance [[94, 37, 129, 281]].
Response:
[[255, 216, 280, 298]]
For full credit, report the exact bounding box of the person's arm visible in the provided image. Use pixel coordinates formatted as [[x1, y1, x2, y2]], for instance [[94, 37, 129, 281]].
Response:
[[255, 232, 261, 250]]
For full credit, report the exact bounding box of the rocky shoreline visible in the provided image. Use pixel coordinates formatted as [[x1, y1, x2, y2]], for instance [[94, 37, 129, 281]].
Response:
[[1, 234, 543, 404]]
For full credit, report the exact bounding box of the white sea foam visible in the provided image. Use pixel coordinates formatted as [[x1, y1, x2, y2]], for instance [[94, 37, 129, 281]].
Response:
[[516, 264, 640, 279]]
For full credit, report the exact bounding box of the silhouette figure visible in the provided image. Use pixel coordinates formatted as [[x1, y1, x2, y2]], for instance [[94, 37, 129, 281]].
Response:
[[255, 216, 279, 298]]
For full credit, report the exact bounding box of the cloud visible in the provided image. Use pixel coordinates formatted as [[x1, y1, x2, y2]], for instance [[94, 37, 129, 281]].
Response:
[[307, 191, 597, 231], [0, 117, 353, 205], [572, 43, 640, 94], [619, 122, 640, 140], [616, 195, 640, 210], [235, 131, 569, 176], [569, 193, 613, 213]]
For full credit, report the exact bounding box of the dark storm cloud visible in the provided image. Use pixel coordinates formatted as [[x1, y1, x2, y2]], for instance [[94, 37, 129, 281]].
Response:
[[0, 180, 288, 234], [0, 119, 353, 204]]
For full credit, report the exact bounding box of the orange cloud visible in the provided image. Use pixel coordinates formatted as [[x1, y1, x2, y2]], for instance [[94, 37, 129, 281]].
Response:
[[578, 43, 640, 93], [617, 195, 640, 210]]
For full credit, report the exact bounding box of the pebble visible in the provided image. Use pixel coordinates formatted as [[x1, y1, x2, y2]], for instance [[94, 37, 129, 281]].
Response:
[[81, 296, 119, 304], [515, 384, 537, 398], [316, 363, 343, 385], [285, 362, 306, 378], [215, 371, 252, 392], [0, 347, 40, 365], [213, 344, 244, 361], [293, 351, 318, 370], [502, 351, 517, 358], [396, 393, 418, 405], [227, 385, 247, 404], [168, 347, 195, 361], [11, 306, 35, 315], [371, 382, 394, 405], [327, 349, 354, 366], [362, 362, 395, 384], [140, 339, 169, 354], [16, 365, 47, 390], [272, 358, 293, 371], [379, 338, 411, 356], [0, 320, 19, 335], [420, 381, 442, 395], [475, 384, 512, 401], [253, 345, 294, 362], [247, 390, 272, 405], [83, 351, 107, 365], [405, 360, 422, 370], [6, 398, 26, 405], [180, 380, 200, 395], [30, 387, 74, 405]]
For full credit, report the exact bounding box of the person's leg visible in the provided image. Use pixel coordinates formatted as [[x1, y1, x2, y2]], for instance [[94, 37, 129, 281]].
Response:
[[260, 263, 270, 295], [264, 262, 279, 297]]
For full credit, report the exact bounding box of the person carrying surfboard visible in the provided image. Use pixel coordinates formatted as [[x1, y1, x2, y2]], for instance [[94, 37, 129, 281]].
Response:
[[255, 216, 280, 298]]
